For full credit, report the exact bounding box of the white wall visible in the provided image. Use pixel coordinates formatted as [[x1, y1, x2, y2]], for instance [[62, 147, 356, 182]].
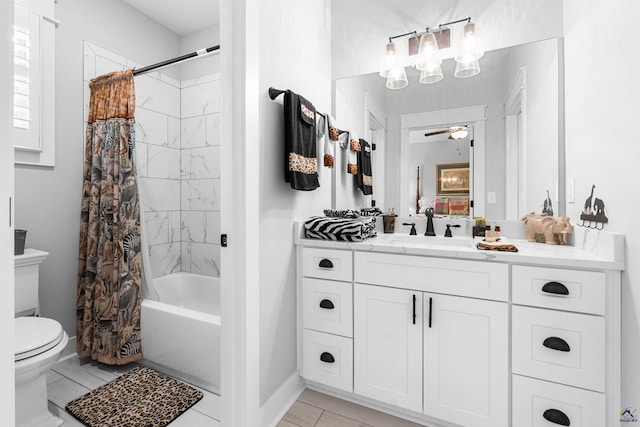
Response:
[[14, 0, 180, 340], [1, 1, 15, 424], [563, 0, 640, 411], [257, 0, 333, 408], [178, 25, 221, 81], [331, 0, 563, 80]]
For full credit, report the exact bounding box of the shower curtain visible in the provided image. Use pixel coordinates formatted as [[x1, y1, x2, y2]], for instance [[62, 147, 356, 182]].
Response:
[[77, 69, 142, 365]]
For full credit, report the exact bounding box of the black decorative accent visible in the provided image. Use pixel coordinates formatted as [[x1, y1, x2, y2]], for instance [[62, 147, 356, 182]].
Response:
[[543, 409, 571, 426], [543, 336, 571, 352], [578, 184, 608, 229], [318, 258, 334, 269], [319, 299, 335, 310], [542, 281, 569, 296], [320, 352, 335, 364], [402, 222, 417, 236], [428, 297, 433, 328], [268, 87, 286, 100], [220, 234, 228, 247]]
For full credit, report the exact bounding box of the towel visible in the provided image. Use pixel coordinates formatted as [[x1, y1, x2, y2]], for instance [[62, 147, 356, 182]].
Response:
[[475, 237, 519, 252], [356, 138, 373, 195], [347, 132, 359, 175], [317, 113, 334, 169], [283, 90, 320, 191], [304, 216, 377, 242]]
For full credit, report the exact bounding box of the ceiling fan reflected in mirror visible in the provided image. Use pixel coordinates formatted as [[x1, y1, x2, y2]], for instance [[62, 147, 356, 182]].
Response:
[[424, 125, 469, 140]]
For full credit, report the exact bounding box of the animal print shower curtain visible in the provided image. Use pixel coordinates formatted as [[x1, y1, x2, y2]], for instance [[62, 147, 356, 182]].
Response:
[[77, 69, 142, 365]]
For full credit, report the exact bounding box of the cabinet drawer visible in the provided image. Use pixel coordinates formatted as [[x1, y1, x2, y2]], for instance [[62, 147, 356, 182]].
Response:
[[512, 375, 605, 427], [302, 329, 353, 392], [512, 306, 605, 392], [302, 248, 352, 282], [512, 265, 606, 315], [354, 252, 509, 301], [303, 278, 352, 337]]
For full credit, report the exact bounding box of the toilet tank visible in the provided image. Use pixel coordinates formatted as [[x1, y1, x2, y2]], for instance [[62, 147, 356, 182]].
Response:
[[15, 249, 49, 317]]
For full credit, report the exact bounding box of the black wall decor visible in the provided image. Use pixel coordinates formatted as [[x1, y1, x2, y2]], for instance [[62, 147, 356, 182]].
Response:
[[578, 184, 608, 229]]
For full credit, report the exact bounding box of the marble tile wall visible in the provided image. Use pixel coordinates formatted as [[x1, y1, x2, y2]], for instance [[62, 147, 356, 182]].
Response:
[[83, 42, 221, 279]]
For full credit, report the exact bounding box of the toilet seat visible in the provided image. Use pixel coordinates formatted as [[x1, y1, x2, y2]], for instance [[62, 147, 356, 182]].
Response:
[[15, 317, 65, 362]]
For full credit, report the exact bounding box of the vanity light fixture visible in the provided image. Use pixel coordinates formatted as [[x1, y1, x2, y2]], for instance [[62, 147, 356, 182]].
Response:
[[381, 17, 482, 89]]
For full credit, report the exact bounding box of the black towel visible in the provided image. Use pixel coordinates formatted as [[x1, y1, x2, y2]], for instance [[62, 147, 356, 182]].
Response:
[[283, 90, 320, 191], [356, 139, 373, 195]]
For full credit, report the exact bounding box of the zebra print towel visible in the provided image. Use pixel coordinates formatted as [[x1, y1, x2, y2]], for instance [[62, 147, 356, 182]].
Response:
[[304, 216, 376, 242]]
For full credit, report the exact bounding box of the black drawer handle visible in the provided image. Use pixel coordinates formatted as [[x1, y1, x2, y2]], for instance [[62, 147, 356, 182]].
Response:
[[319, 299, 335, 309], [320, 352, 335, 363], [542, 281, 569, 296], [318, 258, 334, 269], [543, 336, 571, 352], [543, 408, 571, 426]]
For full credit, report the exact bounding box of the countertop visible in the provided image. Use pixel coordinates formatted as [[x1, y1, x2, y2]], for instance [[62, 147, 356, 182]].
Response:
[[294, 223, 625, 271]]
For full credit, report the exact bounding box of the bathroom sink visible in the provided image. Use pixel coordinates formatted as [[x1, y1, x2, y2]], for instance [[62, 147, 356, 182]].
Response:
[[375, 234, 474, 248]]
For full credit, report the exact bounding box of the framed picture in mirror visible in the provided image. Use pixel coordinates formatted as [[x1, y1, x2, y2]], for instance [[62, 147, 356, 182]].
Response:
[[436, 162, 470, 196]]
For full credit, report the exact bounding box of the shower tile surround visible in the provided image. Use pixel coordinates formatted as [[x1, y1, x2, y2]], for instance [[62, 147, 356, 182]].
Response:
[[83, 42, 221, 278]]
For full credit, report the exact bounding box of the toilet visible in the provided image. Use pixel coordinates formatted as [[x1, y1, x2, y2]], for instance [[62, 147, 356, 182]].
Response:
[[15, 249, 69, 427]]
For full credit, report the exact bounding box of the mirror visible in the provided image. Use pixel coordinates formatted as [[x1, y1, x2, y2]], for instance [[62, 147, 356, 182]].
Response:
[[334, 37, 563, 220]]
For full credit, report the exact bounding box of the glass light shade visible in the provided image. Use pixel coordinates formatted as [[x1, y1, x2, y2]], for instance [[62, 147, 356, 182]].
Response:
[[415, 32, 441, 71], [449, 127, 469, 139], [419, 64, 443, 84], [386, 66, 408, 89], [454, 58, 480, 78], [379, 41, 398, 78], [455, 22, 484, 63]]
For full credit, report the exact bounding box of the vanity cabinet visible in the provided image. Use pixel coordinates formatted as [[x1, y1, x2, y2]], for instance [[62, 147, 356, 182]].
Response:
[[296, 235, 622, 427]]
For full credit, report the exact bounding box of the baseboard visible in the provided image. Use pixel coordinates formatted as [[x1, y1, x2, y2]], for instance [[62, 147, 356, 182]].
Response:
[[261, 371, 304, 427]]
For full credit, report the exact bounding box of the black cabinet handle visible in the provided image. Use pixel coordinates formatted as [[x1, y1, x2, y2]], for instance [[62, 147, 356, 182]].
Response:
[[542, 281, 569, 296], [412, 295, 416, 325], [319, 299, 334, 309], [543, 336, 571, 352], [318, 258, 334, 269], [543, 408, 571, 426], [320, 352, 335, 363], [428, 297, 433, 328]]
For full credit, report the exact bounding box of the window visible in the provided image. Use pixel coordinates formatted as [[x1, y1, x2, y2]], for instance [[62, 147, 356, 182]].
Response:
[[13, 0, 55, 167]]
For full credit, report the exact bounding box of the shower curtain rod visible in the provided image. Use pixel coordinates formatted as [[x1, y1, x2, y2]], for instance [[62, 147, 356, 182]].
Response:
[[132, 45, 220, 76]]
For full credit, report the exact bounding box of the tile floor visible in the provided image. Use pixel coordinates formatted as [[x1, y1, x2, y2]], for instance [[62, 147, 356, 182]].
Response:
[[47, 356, 425, 427], [277, 389, 426, 427], [46, 355, 221, 426]]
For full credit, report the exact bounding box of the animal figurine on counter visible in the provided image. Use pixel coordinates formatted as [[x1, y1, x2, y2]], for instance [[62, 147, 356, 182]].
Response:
[[521, 213, 574, 245]]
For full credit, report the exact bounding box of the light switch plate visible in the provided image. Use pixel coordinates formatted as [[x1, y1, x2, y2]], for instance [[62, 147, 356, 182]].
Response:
[[487, 192, 497, 204]]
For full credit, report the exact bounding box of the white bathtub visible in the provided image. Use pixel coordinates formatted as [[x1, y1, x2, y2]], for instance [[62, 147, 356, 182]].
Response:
[[141, 272, 220, 394]]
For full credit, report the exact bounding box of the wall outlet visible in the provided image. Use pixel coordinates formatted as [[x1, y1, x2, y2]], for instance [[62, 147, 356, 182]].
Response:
[[487, 192, 497, 204]]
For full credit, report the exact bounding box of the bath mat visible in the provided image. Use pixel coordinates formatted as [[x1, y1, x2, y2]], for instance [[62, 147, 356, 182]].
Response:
[[65, 366, 203, 427]]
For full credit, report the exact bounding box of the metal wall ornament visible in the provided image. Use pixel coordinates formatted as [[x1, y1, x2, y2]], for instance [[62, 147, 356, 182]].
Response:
[[578, 184, 608, 229], [542, 189, 554, 217]]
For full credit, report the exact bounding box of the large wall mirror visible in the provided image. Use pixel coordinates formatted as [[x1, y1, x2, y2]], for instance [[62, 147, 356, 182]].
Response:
[[334, 37, 564, 220]]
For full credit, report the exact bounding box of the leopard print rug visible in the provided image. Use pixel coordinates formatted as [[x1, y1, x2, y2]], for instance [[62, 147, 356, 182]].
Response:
[[65, 366, 203, 427]]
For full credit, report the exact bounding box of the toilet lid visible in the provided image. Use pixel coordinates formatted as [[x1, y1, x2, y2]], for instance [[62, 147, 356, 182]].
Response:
[[15, 317, 65, 362]]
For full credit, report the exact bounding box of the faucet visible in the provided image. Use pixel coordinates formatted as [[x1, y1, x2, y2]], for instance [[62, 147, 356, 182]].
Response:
[[402, 222, 417, 235], [424, 208, 436, 236], [444, 224, 462, 237]]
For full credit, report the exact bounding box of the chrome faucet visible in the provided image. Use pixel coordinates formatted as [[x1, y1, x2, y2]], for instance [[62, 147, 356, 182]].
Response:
[[424, 208, 436, 236]]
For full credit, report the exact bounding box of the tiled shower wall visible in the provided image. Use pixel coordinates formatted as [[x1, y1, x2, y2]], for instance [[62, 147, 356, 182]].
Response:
[[83, 42, 221, 279]]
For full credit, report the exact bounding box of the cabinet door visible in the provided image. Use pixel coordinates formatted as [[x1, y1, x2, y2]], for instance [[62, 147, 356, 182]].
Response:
[[424, 294, 508, 427], [354, 284, 423, 413]]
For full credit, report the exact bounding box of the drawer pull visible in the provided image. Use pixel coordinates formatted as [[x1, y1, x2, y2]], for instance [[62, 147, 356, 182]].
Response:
[[319, 299, 335, 309], [320, 352, 335, 363], [542, 281, 569, 296], [412, 294, 416, 325], [318, 258, 334, 269], [543, 408, 571, 426], [543, 336, 571, 352]]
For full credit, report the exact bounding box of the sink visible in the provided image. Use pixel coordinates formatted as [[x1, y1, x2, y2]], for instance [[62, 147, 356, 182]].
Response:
[[374, 234, 474, 248]]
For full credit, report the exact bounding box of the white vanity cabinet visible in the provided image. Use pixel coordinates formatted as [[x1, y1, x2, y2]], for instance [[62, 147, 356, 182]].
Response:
[[296, 233, 623, 427]]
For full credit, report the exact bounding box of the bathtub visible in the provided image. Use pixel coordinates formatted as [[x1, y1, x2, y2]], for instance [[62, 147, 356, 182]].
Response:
[[141, 272, 220, 394]]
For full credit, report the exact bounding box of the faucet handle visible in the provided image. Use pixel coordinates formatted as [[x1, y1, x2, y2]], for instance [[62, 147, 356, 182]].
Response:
[[444, 224, 462, 237], [402, 222, 417, 235]]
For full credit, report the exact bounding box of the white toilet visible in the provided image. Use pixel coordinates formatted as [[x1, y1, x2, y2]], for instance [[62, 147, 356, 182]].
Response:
[[15, 249, 69, 427]]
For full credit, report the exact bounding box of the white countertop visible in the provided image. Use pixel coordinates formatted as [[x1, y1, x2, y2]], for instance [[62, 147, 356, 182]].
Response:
[[294, 223, 625, 271]]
